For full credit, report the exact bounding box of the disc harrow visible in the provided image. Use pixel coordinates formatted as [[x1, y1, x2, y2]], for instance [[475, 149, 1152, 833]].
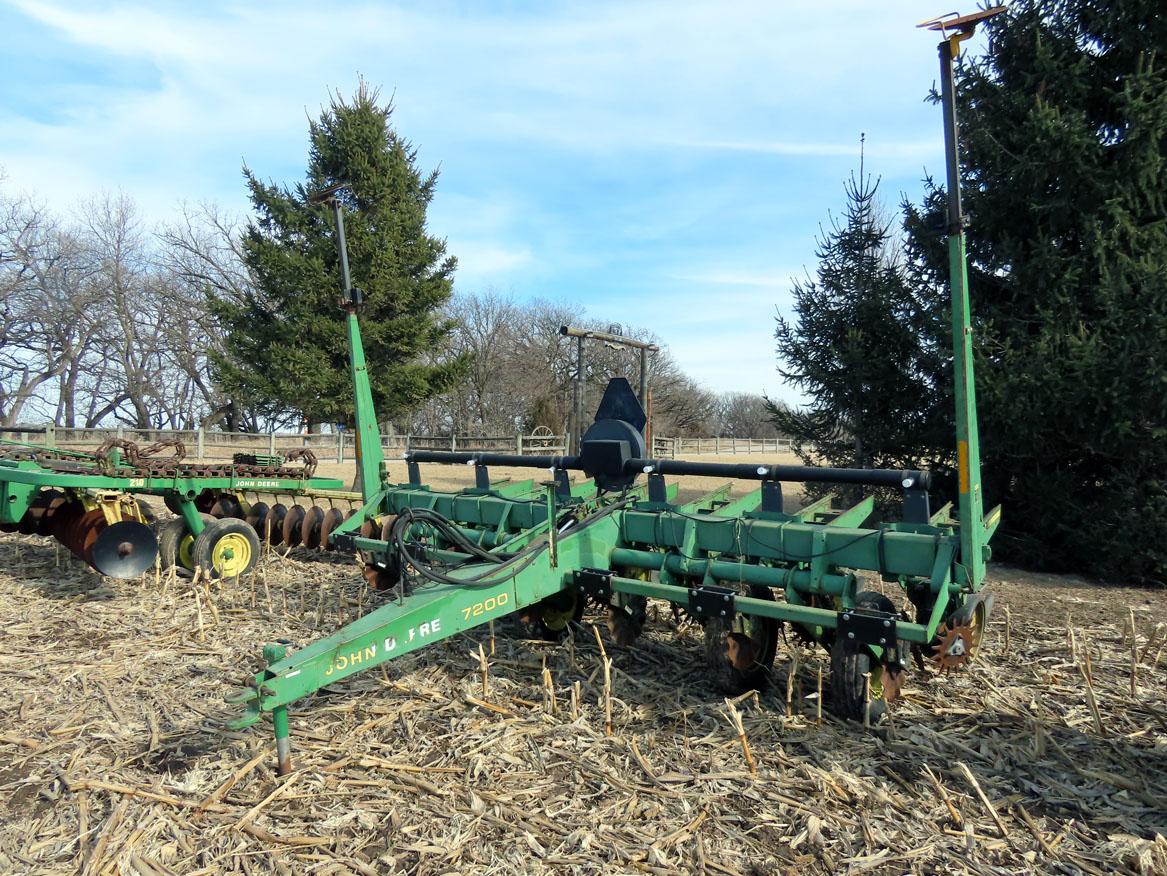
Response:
[[0, 439, 348, 578]]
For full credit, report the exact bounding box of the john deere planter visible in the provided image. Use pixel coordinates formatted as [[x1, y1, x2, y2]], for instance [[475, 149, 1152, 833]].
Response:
[[232, 9, 1003, 769]]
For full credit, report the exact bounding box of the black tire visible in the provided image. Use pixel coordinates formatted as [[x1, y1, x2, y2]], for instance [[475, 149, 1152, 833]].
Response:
[[512, 588, 585, 642], [829, 590, 907, 722], [606, 567, 650, 647], [192, 517, 261, 579], [703, 585, 779, 693], [608, 595, 648, 647], [157, 513, 214, 570]]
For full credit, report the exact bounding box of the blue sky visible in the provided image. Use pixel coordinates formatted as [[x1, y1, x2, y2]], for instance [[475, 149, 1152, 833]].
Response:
[[0, 1, 984, 404]]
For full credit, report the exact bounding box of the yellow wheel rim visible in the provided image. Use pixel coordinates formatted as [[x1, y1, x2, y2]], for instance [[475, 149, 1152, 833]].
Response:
[[177, 534, 196, 570], [212, 532, 253, 578]]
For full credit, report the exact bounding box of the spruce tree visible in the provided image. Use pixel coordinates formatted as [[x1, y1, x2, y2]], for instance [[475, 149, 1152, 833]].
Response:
[[903, 0, 1167, 582], [770, 171, 949, 505], [212, 82, 461, 430]]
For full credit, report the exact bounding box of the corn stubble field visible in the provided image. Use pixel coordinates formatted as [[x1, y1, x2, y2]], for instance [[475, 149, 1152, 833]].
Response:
[[1, 456, 1166, 875]]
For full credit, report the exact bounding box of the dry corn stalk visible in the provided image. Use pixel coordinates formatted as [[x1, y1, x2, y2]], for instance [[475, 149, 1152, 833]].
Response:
[[722, 697, 756, 775]]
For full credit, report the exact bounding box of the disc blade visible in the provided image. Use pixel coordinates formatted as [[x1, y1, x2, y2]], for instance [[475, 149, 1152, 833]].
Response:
[[89, 520, 158, 578], [266, 503, 287, 546], [282, 505, 305, 547], [319, 508, 344, 551], [300, 506, 325, 549]]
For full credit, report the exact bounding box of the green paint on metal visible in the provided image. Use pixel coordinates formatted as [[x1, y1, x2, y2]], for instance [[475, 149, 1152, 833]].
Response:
[[678, 482, 733, 514], [827, 496, 875, 528]]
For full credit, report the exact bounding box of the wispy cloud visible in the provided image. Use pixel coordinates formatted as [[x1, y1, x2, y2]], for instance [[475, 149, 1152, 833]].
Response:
[[681, 138, 938, 162]]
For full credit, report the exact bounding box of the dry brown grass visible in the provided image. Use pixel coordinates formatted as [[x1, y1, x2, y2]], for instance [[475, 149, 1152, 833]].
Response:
[[1, 461, 1166, 875]]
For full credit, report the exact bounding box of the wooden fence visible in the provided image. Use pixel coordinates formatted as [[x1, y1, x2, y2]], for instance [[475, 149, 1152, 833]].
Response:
[[651, 436, 793, 459], [3, 426, 791, 463], [1, 426, 567, 463]]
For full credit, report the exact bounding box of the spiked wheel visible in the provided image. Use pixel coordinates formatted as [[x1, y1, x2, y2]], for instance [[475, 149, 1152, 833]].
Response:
[[932, 593, 991, 671], [830, 591, 908, 722], [703, 585, 779, 693]]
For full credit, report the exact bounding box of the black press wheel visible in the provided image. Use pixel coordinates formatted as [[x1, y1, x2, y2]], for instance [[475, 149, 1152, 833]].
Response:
[[513, 588, 585, 642], [703, 585, 779, 693], [830, 590, 908, 722], [192, 517, 261, 579], [606, 567, 650, 647]]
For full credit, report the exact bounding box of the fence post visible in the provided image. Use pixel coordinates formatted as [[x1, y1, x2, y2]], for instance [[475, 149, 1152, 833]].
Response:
[[337, 431, 344, 463], [194, 428, 204, 459], [516, 433, 523, 455], [715, 436, 720, 454], [44, 424, 55, 448]]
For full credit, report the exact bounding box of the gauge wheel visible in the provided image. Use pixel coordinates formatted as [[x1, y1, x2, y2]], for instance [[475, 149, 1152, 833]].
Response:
[[157, 513, 215, 571], [192, 517, 261, 579]]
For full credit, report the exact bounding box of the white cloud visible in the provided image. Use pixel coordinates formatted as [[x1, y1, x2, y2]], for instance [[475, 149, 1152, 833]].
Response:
[[450, 241, 533, 282]]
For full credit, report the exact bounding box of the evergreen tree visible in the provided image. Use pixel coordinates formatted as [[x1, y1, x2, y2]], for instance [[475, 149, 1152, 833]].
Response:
[[212, 82, 461, 430], [903, 0, 1167, 582], [770, 171, 949, 506]]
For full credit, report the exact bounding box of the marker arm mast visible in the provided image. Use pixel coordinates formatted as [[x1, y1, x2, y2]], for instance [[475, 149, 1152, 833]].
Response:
[[327, 197, 385, 503]]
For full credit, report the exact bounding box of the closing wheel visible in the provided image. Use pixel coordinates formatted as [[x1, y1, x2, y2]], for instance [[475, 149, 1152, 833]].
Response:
[[830, 591, 908, 722], [703, 585, 779, 693], [193, 517, 260, 579], [933, 591, 993, 672], [157, 513, 215, 571]]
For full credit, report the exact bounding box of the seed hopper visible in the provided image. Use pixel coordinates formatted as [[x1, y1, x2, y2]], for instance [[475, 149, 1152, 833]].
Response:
[[232, 4, 1004, 769]]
